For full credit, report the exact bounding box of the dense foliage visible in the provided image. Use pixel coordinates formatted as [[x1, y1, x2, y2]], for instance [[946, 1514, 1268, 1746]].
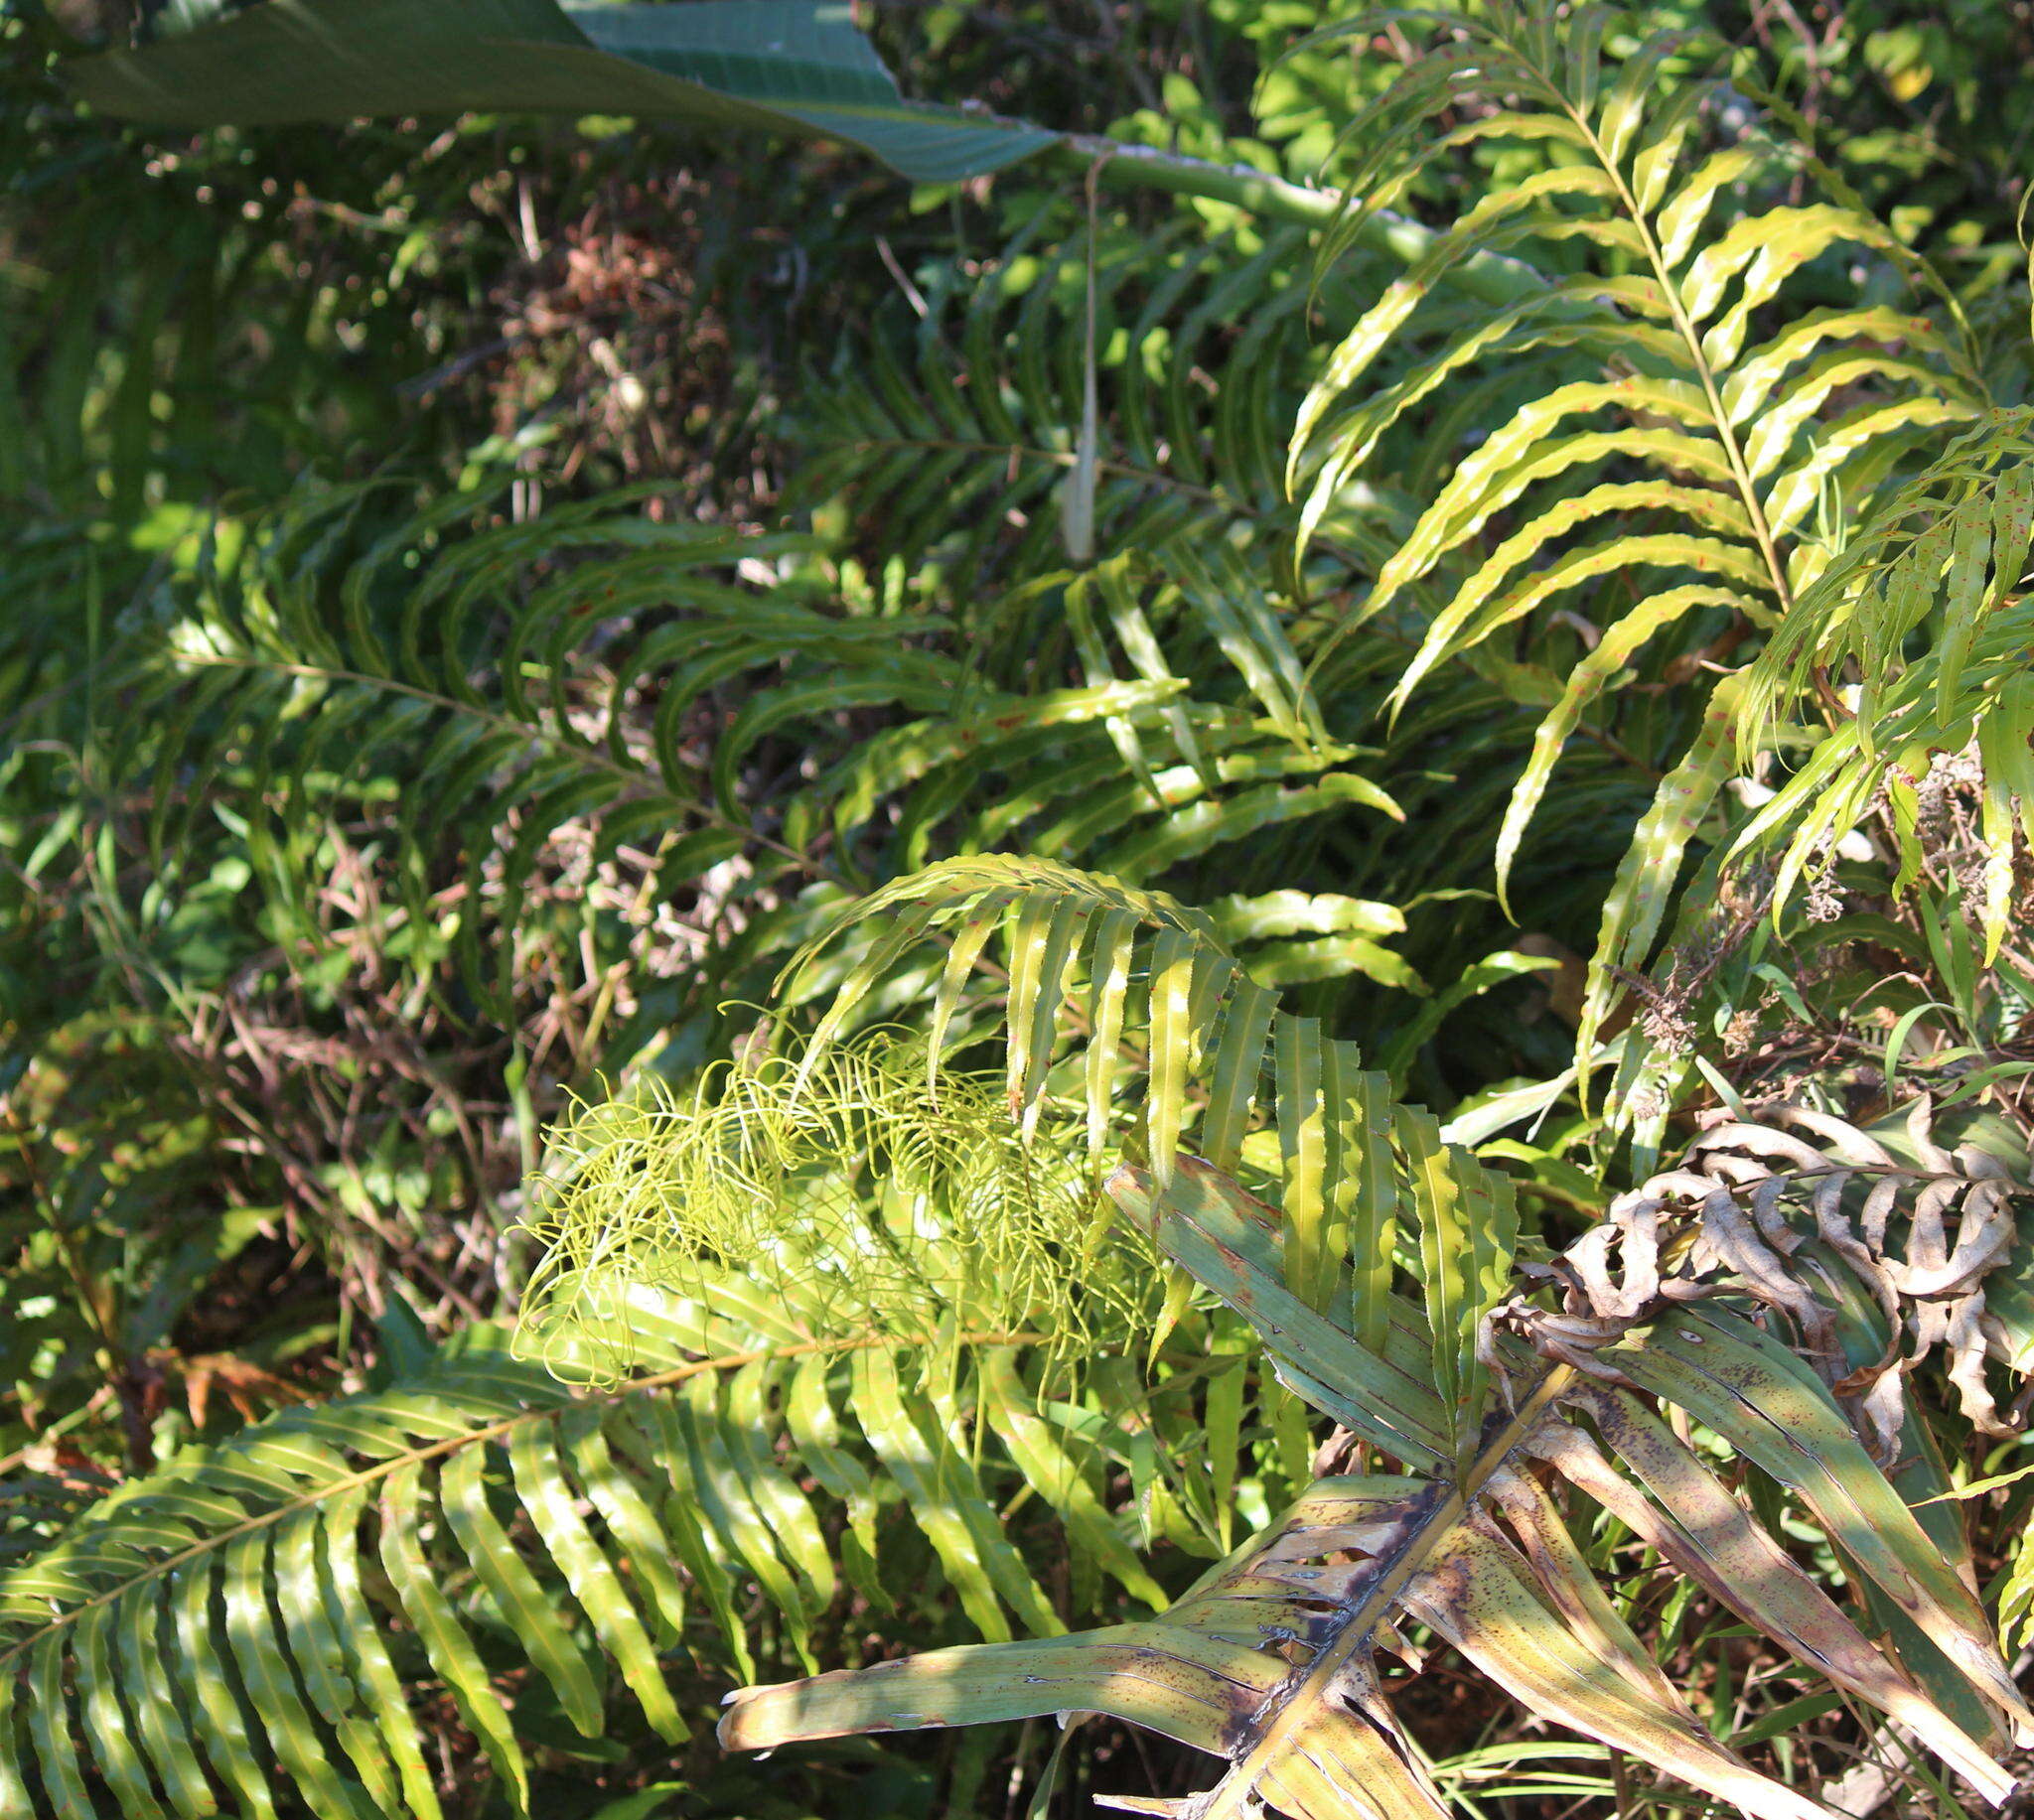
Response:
[[9, 1, 2034, 1816]]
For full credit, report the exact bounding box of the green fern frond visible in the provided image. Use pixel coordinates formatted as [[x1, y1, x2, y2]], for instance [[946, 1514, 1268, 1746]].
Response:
[[799, 219, 1320, 586], [781, 854, 1463, 1384], [1725, 423, 2034, 958], [738, 842, 2034, 1791], [1577, 426, 2034, 1121], [830, 539, 1368, 887], [54, 477, 1367, 1050], [2, 1321, 701, 1820], [91, 481, 869, 1009], [1284, 1, 1991, 1007], [0, 1266, 1209, 1819], [722, 1144, 2028, 1815]]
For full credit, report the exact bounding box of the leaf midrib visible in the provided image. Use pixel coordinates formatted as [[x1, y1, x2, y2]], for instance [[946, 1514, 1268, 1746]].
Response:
[[1198, 1361, 1576, 1818], [1533, 55, 1797, 619]]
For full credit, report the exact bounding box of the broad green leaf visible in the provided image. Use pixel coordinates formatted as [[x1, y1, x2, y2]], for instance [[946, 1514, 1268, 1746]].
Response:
[[68, 0, 1059, 184]]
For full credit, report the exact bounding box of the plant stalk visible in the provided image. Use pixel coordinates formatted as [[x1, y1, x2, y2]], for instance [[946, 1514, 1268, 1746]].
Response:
[[1051, 133, 1545, 307]]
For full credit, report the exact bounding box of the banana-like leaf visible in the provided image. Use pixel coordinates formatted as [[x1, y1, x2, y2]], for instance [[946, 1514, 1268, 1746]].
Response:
[[67, 0, 1058, 183], [57, 0, 1557, 316]]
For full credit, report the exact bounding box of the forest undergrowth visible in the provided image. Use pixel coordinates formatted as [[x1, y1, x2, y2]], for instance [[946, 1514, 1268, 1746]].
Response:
[[8, 3, 2034, 1817]]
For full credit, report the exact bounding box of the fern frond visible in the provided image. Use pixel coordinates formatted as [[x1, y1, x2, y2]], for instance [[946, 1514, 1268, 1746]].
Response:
[[93, 481, 863, 1011], [786, 856, 1352, 1193], [1574, 427, 2034, 1123], [687, 841, 2034, 1809], [3, 1323, 687, 1820], [725, 1148, 2027, 1815], [521, 1033, 1163, 1370], [1, 1261, 1212, 1818], [1725, 422, 2034, 959], [1284, 3, 1992, 1038], [61, 478, 1367, 1053], [800, 220, 1320, 585]]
